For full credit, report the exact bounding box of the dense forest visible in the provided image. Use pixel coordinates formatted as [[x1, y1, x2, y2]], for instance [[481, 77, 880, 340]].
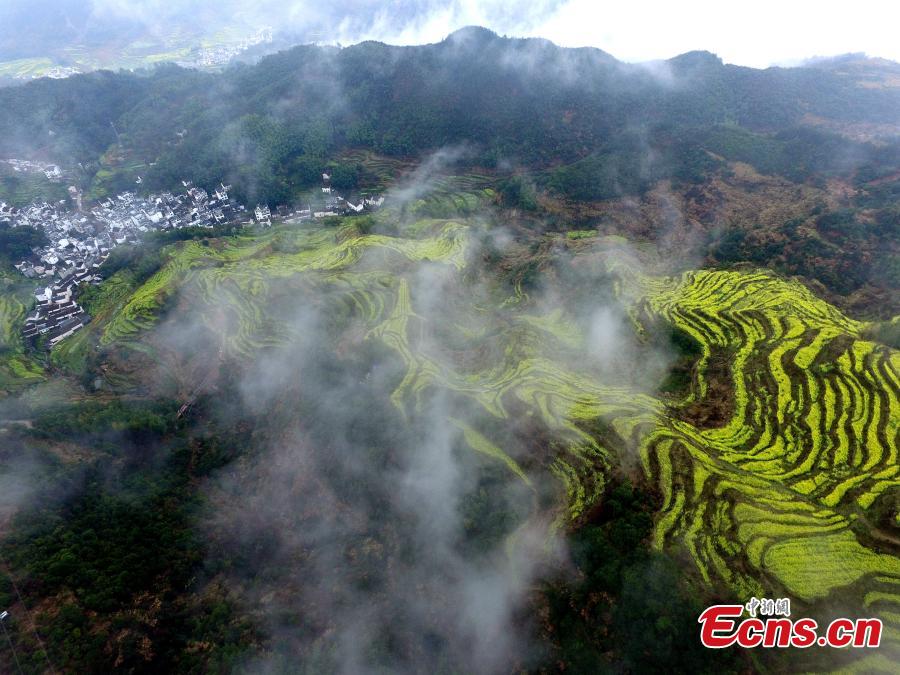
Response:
[[0, 28, 900, 311], [0, 28, 898, 315], [1, 27, 899, 199]]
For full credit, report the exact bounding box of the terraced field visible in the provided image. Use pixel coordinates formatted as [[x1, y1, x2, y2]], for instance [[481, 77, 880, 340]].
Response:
[[377, 173, 497, 222], [0, 275, 44, 391], [0, 57, 55, 80], [0, 168, 70, 207], [629, 267, 900, 670], [47, 214, 899, 669], [337, 150, 417, 188]]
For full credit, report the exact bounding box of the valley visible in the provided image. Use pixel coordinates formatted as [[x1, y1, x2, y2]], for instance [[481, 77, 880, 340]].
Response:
[[0, 193, 896, 670]]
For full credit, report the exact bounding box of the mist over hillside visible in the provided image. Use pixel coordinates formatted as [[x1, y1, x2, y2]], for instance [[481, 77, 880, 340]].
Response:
[[1, 27, 897, 314], [0, 13, 897, 675], [0, 0, 569, 82]]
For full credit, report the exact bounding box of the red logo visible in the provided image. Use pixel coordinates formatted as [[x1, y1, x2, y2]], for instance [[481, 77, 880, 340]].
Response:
[[699, 604, 882, 649]]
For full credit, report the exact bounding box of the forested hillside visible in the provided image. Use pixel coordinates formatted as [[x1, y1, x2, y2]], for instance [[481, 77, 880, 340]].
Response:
[[0, 28, 898, 317], [0, 26, 898, 675], [2, 26, 899, 191]]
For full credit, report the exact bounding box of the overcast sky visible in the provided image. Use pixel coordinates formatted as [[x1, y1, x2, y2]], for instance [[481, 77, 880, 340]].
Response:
[[348, 0, 900, 67], [4, 0, 899, 68]]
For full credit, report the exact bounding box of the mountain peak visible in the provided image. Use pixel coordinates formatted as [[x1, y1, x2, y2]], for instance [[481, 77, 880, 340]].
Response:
[[443, 25, 499, 45], [665, 50, 725, 76], [667, 50, 724, 69]]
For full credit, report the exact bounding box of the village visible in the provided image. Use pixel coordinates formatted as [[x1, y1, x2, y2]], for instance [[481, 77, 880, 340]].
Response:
[[1, 172, 384, 348], [176, 27, 275, 70], [10, 66, 82, 82], [1, 158, 66, 182], [3, 27, 274, 84], [260, 172, 386, 226]]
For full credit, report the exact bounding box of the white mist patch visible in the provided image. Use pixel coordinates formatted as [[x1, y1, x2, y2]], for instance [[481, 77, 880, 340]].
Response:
[[0, 453, 41, 529], [386, 144, 473, 215], [187, 254, 566, 673], [585, 305, 626, 373]]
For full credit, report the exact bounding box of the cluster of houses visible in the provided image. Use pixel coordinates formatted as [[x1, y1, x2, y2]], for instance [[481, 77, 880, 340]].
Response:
[[319, 172, 385, 216], [23, 265, 98, 347], [40, 66, 82, 80], [12, 66, 82, 82], [254, 204, 272, 226], [253, 173, 385, 226], [92, 181, 249, 234], [3, 182, 250, 348], [5, 170, 387, 349], [177, 27, 274, 70], [2, 159, 65, 182]]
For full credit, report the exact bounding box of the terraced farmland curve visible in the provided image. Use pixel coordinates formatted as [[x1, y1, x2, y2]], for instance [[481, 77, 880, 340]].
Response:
[[0, 276, 45, 389], [57, 221, 899, 670], [631, 268, 900, 671]]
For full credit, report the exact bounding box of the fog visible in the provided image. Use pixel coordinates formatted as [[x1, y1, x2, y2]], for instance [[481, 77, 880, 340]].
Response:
[[3, 0, 898, 67], [74, 138, 677, 672], [0, 4, 894, 671]]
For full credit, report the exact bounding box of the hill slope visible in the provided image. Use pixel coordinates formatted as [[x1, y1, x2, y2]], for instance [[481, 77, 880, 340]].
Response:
[[1, 199, 896, 671]]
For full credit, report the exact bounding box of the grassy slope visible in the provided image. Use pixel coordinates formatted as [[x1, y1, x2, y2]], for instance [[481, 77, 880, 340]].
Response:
[[33, 207, 900, 671], [0, 270, 44, 392]]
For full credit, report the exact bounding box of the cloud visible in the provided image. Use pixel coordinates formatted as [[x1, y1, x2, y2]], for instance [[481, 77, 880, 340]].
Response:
[[86, 0, 900, 67], [192, 285, 564, 672], [6, 0, 898, 68], [384, 144, 472, 215], [138, 149, 629, 672]]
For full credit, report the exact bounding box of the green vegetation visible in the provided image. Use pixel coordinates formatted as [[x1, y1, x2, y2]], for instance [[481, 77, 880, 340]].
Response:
[[548, 150, 647, 201], [862, 317, 900, 349], [631, 268, 898, 613], [0, 212, 895, 671], [0, 271, 44, 390], [0, 170, 70, 208], [0, 33, 898, 662], [497, 175, 539, 211], [543, 477, 744, 672], [69, 218, 898, 617], [694, 125, 867, 181], [1, 29, 898, 208], [0, 223, 48, 260], [1, 400, 256, 673], [0, 57, 55, 80], [1, 30, 897, 315]]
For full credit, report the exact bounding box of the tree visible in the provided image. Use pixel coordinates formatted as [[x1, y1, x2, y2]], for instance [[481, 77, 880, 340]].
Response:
[[0, 222, 48, 260], [330, 163, 362, 190]]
